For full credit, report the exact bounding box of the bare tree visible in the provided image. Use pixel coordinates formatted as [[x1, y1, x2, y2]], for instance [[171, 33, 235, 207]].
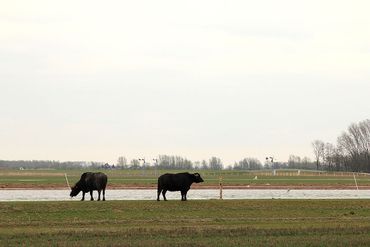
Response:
[[337, 119, 370, 172], [157, 155, 193, 169], [209, 157, 223, 170], [233, 157, 262, 170], [288, 155, 301, 169], [324, 143, 335, 171], [310, 119, 370, 172], [201, 160, 208, 170], [312, 140, 325, 170], [129, 159, 140, 169], [117, 156, 127, 169]]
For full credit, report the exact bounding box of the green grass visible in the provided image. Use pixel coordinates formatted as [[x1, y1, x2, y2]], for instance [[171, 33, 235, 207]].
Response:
[[0, 200, 370, 246], [0, 169, 370, 188]]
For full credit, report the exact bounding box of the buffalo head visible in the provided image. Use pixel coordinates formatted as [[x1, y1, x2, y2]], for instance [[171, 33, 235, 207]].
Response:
[[193, 173, 204, 183], [70, 184, 81, 197]]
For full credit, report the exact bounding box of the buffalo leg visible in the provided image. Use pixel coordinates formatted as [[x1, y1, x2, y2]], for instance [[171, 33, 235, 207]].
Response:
[[181, 190, 188, 201], [184, 190, 188, 201], [81, 192, 85, 201], [162, 190, 167, 201], [102, 189, 105, 201], [97, 190, 101, 201], [157, 188, 162, 201], [90, 191, 94, 201]]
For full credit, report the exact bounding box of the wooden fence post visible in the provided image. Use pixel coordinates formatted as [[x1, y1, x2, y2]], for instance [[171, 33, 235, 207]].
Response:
[[219, 176, 223, 200], [64, 173, 70, 190]]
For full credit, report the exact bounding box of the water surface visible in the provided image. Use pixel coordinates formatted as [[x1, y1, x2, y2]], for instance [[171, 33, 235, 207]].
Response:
[[0, 189, 369, 201]]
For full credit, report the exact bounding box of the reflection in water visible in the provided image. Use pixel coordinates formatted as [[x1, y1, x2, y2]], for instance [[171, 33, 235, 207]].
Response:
[[0, 189, 369, 201]]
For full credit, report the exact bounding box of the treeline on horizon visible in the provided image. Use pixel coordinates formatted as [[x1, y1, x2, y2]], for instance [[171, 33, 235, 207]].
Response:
[[0, 156, 315, 171], [312, 119, 370, 173], [1, 119, 369, 172], [0, 160, 105, 169]]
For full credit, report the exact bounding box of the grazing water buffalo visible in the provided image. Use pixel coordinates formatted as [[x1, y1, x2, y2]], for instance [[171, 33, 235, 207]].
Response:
[[70, 172, 107, 201], [157, 172, 204, 201]]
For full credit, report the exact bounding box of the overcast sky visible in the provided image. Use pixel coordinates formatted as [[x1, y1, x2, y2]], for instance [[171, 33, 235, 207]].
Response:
[[1, 1, 370, 165]]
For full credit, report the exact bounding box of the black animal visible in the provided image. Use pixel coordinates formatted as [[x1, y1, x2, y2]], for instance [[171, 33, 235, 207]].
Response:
[[157, 172, 204, 201], [70, 172, 107, 201]]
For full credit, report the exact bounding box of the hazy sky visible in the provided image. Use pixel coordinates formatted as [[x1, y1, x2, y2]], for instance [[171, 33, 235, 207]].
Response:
[[1, 1, 370, 165]]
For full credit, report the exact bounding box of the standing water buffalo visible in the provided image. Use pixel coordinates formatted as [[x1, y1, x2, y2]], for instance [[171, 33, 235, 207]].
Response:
[[70, 172, 107, 201], [157, 172, 204, 201]]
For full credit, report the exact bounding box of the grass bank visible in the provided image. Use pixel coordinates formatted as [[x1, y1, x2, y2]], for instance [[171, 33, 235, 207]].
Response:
[[0, 200, 370, 246], [1, 169, 370, 189]]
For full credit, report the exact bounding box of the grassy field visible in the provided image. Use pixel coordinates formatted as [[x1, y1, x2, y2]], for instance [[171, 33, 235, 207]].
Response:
[[1, 169, 370, 189], [0, 200, 370, 246]]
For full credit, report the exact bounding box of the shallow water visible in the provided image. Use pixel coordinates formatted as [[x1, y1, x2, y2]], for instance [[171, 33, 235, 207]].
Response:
[[0, 189, 369, 201]]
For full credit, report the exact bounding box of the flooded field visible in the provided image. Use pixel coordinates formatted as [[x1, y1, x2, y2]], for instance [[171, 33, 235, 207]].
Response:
[[0, 189, 369, 201]]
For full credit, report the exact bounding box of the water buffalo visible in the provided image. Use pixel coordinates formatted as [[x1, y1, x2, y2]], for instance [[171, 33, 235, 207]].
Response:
[[157, 172, 204, 201], [70, 172, 107, 201]]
